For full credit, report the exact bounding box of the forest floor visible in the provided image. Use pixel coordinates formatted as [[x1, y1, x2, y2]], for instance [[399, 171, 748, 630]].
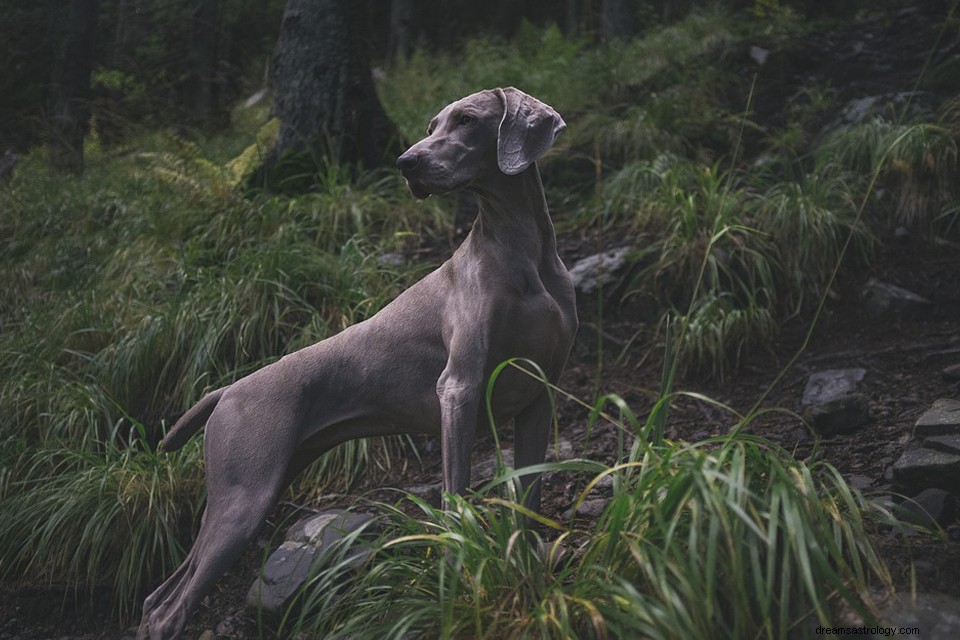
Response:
[[3, 7, 959, 638], [2, 231, 958, 640]]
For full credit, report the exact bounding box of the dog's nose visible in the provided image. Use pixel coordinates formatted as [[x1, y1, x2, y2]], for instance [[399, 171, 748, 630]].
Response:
[[396, 151, 420, 172]]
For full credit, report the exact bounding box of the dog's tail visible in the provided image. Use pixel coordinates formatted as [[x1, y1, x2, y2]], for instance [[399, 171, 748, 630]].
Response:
[[160, 387, 227, 453]]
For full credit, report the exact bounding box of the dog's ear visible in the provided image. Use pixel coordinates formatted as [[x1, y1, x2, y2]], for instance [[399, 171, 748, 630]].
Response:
[[495, 87, 565, 176]]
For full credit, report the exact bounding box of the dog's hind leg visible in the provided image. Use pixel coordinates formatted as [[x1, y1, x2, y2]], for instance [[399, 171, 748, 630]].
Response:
[[138, 400, 295, 640], [137, 470, 286, 640]]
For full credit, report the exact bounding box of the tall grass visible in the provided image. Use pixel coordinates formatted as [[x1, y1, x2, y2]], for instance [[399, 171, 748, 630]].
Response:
[[0, 423, 205, 621], [279, 402, 891, 639], [0, 132, 447, 621], [1, 5, 954, 628]]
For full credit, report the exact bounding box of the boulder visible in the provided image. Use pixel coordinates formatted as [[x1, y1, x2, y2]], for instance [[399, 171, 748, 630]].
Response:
[[872, 592, 960, 638], [914, 398, 960, 438], [247, 510, 374, 616], [861, 278, 931, 316], [943, 363, 960, 382], [568, 247, 631, 294], [801, 368, 866, 406], [801, 369, 871, 436], [804, 394, 871, 436], [896, 488, 958, 529], [892, 448, 960, 494]]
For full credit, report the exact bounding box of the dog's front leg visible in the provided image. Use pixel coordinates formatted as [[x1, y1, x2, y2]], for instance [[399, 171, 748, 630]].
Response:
[[436, 367, 481, 506]]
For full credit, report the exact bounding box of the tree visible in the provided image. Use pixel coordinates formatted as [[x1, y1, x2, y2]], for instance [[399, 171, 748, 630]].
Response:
[[601, 0, 635, 41], [256, 0, 402, 189], [183, 0, 223, 127], [48, 0, 98, 173]]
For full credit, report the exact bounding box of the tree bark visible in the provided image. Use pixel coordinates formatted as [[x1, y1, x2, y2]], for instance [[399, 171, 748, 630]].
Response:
[[601, 0, 634, 41], [258, 0, 401, 189], [184, 0, 222, 127], [49, 0, 98, 174], [387, 0, 413, 61]]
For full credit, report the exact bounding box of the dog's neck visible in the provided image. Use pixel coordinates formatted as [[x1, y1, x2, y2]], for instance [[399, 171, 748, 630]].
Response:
[[464, 165, 558, 269]]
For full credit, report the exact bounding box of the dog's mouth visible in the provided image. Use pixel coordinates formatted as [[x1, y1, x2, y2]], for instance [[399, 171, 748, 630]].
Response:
[[404, 177, 433, 200]]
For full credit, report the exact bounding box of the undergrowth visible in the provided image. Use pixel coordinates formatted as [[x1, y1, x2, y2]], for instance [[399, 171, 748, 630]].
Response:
[[275, 392, 893, 640], [0, 3, 956, 626]]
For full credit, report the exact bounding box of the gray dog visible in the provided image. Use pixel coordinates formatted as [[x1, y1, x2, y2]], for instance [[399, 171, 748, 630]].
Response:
[[136, 87, 577, 640]]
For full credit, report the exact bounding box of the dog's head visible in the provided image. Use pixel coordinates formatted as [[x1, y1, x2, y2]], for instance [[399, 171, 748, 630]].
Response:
[[397, 87, 565, 199]]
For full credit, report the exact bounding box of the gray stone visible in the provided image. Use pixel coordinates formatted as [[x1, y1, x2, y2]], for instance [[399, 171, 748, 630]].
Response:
[[800, 369, 871, 435], [472, 449, 514, 486], [247, 510, 374, 615], [892, 447, 960, 493], [924, 434, 960, 456], [376, 252, 407, 268], [943, 363, 960, 382], [545, 438, 574, 462], [871, 592, 960, 638], [568, 247, 631, 294], [801, 368, 866, 407], [846, 474, 876, 491], [563, 497, 608, 519], [896, 488, 957, 529], [405, 483, 442, 505], [829, 92, 940, 130], [861, 278, 931, 316], [803, 393, 871, 436], [914, 398, 960, 438], [247, 541, 318, 614], [749, 45, 769, 65], [286, 510, 372, 546]]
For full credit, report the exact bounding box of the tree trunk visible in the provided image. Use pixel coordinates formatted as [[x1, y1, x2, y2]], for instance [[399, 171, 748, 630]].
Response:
[[184, 0, 222, 127], [258, 0, 401, 189], [49, 0, 98, 174], [387, 0, 413, 61], [601, 0, 634, 41]]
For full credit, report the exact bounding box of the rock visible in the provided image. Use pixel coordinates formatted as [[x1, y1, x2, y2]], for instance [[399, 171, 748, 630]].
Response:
[[749, 45, 769, 65], [376, 252, 406, 268], [286, 510, 372, 546], [472, 449, 514, 485], [801, 368, 866, 407], [214, 616, 235, 636], [0, 149, 16, 182], [568, 247, 631, 294], [896, 488, 958, 529], [801, 369, 871, 435], [942, 363, 960, 382], [914, 398, 960, 438], [861, 278, 931, 316], [924, 434, 960, 456], [405, 483, 442, 505], [563, 498, 608, 519], [196, 631, 215, 640], [892, 448, 960, 494], [247, 541, 319, 614], [872, 592, 960, 638], [247, 510, 374, 616], [846, 474, 876, 491], [804, 393, 871, 436], [545, 438, 574, 462], [828, 91, 940, 130]]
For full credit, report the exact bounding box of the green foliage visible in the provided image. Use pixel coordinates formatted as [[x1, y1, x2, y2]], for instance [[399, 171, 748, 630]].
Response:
[[0, 423, 205, 622], [817, 118, 959, 231], [278, 407, 891, 639], [2, 4, 956, 628]]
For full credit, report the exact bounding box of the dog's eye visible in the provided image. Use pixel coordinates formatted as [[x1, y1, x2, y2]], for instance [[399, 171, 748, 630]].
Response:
[[458, 114, 475, 126]]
